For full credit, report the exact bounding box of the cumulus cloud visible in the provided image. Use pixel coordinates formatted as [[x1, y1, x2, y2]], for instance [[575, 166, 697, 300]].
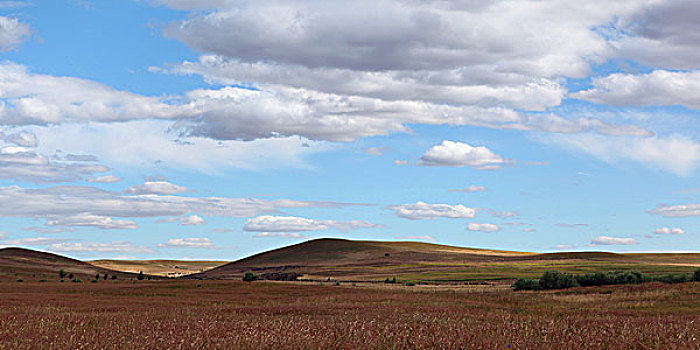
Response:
[[253, 232, 306, 239], [449, 185, 486, 193], [387, 201, 476, 220], [46, 214, 138, 230], [160, 1, 644, 85], [0, 16, 30, 51], [589, 236, 638, 246], [418, 140, 506, 170], [49, 241, 155, 253], [573, 70, 700, 110], [125, 181, 188, 195], [544, 134, 700, 176], [158, 237, 213, 248], [0, 63, 191, 126], [654, 227, 685, 235], [649, 204, 700, 217], [612, 0, 700, 70], [180, 214, 205, 226], [244, 215, 382, 232], [467, 223, 501, 232]]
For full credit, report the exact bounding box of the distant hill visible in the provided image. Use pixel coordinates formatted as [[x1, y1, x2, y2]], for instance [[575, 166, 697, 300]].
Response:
[[186, 238, 700, 282], [89, 259, 228, 277], [0, 247, 144, 281]]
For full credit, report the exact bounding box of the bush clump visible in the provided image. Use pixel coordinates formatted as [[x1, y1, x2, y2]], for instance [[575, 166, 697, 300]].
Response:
[[512, 278, 540, 291], [513, 269, 696, 291], [242, 272, 258, 282]]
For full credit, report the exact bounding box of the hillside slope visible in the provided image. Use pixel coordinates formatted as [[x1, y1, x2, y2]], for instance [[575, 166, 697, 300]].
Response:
[[187, 238, 700, 282], [0, 247, 143, 281]]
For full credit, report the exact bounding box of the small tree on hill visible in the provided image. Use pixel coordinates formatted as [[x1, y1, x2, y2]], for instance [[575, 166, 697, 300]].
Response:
[[103, 273, 108, 280], [693, 268, 700, 282], [137, 271, 144, 281], [59, 269, 67, 279]]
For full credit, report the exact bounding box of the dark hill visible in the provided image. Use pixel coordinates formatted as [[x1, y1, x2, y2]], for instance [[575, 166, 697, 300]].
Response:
[[0, 247, 143, 281]]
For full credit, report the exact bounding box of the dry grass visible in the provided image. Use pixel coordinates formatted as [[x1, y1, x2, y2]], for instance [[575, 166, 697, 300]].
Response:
[[0, 279, 697, 349]]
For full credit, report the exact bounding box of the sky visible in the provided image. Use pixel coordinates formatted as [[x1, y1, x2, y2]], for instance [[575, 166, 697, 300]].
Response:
[[0, 0, 698, 260]]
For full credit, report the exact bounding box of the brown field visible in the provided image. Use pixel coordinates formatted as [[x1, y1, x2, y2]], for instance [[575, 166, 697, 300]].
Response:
[[0, 279, 698, 349]]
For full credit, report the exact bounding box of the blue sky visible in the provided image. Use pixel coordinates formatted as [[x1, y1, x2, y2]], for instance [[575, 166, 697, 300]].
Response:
[[0, 0, 698, 260]]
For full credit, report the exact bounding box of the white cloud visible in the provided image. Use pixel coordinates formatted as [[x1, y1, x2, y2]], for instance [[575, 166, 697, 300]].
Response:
[[448, 185, 486, 193], [552, 244, 574, 250], [467, 223, 501, 232], [589, 236, 638, 246], [160, 1, 644, 86], [125, 181, 188, 195], [0, 131, 37, 147], [158, 237, 213, 248], [181, 214, 205, 226], [33, 120, 327, 172], [612, 0, 700, 70], [543, 134, 700, 176], [49, 241, 155, 253], [46, 214, 138, 230], [573, 70, 700, 110], [418, 140, 505, 170], [86, 175, 122, 183], [0, 144, 110, 183], [0, 185, 362, 220], [0, 16, 30, 51], [244, 215, 382, 232], [0, 62, 191, 126], [253, 232, 306, 239], [386, 201, 476, 220], [650, 204, 700, 217], [654, 227, 685, 235]]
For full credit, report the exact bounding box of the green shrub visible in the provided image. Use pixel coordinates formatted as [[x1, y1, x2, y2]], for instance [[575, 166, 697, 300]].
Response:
[[693, 268, 700, 282], [512, 278, 540, 291], [137, 271, 144, 281], [242, 272, 258, 282], [384, 277, 397, 284], [16, 278, 23, 282], [59, 269, 67, 279], [539, 271, 579, 290]]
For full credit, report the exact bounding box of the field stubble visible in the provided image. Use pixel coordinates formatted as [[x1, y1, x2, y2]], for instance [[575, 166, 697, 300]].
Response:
[[0, 280, 697, 349]]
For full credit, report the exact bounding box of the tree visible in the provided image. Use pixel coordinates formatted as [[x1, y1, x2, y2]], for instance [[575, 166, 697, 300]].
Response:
[[95, 273, 100, 281], [103, 273, 108, 280], [693, 268, 700, 282], [59, 269, 67, 279], [137, 271, 144, 281]]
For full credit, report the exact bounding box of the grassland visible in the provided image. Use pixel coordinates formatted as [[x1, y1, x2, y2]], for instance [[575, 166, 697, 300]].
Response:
[[0, 279, 697, 349]]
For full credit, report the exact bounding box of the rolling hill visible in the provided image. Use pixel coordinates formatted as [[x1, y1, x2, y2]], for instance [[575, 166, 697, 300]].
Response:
[[0, 247, 145, 281], [186, 238, 700, 282]]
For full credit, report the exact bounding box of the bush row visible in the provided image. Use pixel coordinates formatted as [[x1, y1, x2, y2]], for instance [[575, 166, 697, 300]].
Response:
[[513, 268, 700, 291]]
